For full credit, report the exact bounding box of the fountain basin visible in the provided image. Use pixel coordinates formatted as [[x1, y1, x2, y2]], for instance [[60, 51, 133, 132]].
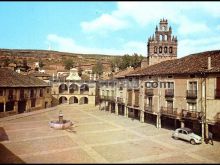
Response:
[[49, 120, 73, 130]]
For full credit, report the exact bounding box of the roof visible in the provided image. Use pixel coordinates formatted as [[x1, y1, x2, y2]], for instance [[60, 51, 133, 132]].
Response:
[[0, 68, 50, 87], [113, 67, 134, 78], [127, 50, 220, 77], [29, 72, 51, 77]]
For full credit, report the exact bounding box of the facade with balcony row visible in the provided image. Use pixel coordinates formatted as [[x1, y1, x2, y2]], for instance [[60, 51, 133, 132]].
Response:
[[99, 50, 220, 140], [0, 68, 52, 117]]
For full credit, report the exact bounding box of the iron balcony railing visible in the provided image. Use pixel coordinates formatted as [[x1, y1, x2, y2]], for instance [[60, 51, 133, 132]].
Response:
[[165, 89, 174, 98], [144, 104, 153, 112], [160, 106, 180, 117], [215, 89, 220, 99], [8, 94, 16, 101], [186, 90, 197, 99], [30, 93, 37, 99], [117, 97, 124, 103], [182, 109, 202, 120], [145, 89, 154, 96]]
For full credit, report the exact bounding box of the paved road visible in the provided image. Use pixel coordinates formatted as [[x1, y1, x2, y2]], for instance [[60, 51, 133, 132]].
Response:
[[0, 104, 219, 163]]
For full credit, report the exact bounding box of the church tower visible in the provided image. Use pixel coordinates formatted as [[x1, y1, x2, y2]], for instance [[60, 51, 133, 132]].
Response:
[[146, 18, 177, 66]]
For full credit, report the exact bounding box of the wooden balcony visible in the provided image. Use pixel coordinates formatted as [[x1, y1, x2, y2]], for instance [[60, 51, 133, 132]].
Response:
[[160, 107, 180, 118], [145, 89, 154, 96], [117, 97, 124, 104], [144, 104, 153, 113], [215, 89, 220, 99], [182, 109, 202, 120], [30, 93, 37, 99], [165, 89, 174, 98], [186, 90, 197, 99], [8, 95, 16, 101]]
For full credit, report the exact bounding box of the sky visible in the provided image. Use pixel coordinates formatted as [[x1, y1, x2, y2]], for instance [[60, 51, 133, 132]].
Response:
[[0, 1, 220, 58]]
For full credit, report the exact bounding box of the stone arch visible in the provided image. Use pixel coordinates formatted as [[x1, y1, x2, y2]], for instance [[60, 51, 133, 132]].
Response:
[[59, 96, 67, 104], [79, 97, 88, 104], [159, 46, 162, 53], [169, 47, 173, 54], [154, 46, 157, 53], [69, 83, 79, 94], [80, 84, 89, 94], [164, 35, 167, 41], [164, 46, 168, 53], [59, 84, 68, 94], [160, 35, 163, 41], [69, 96, 78, 104]]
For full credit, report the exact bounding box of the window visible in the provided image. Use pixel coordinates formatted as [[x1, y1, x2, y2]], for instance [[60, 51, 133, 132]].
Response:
[[188, 102, 197, 111], [160, 35, 163, 41], [154, 46, 157, 53], [169, 47, 173, 53], [164, 35, 167, 41], [167, 82, 174, 89], [159, 46, 162, 53], [160, 82, 166, 88], [145, 82, 152, 88], [189, 81, 197, 91], [148, 97, 152, 106], [167, 100, 173, 109], [183, 131, 187, 135], [164, 46, 167, 53]]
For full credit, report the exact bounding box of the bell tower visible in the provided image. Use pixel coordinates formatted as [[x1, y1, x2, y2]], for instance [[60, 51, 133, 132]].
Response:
[[147, 18, 178, 66]]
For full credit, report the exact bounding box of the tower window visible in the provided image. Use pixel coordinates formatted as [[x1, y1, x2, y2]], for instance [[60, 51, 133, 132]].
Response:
[[169, 47, 173, 53], [164, 35, 167, 41], [159, 46, 162, 53], [164, 47, 167, 53], [160, 35, 163, 41], [154, 46, 157, 53]]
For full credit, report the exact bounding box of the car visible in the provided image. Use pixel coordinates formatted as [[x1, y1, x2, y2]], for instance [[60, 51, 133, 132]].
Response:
[[172, 127, 202, 145]]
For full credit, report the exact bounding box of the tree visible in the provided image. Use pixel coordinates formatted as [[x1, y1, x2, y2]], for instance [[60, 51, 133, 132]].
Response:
[[130, 53, 143, 69], [112, 53, 144, 70], [110, 56, 122, 72], [92, 60, 103, 77], [39, 58, 45, 68], [63, 59, 75, 70]]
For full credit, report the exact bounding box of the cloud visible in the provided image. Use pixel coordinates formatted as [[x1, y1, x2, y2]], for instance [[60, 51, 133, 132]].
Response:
[[81, 13, 128, 34], [178, 37, 220, 57], [46, 34, 147, 56], [80, 2, 220, 35]]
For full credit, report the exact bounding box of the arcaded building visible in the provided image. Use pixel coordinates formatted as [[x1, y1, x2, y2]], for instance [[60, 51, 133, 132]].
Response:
[[0, 68, 52, 117]]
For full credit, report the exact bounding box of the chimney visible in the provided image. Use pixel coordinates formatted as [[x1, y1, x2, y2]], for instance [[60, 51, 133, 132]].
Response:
[[208, 56, 212, 70]]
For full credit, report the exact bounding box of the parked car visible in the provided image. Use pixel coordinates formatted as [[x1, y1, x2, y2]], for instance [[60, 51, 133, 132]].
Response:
[[172, 127, 202, 145]]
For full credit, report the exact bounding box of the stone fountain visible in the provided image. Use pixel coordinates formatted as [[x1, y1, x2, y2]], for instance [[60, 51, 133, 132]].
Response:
[[49, 110, 73, 130]]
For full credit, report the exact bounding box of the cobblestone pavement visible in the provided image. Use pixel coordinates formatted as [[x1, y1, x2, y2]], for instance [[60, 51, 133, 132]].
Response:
[[0, 104, 219, 163]]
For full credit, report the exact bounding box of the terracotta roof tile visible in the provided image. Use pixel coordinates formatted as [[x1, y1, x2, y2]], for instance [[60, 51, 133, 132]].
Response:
[[0, 68, 50, 87], [127, 50, 220, 77]]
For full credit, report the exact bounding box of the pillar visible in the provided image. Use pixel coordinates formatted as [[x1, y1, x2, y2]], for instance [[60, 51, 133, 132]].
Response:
[[115, 103, 118, 115], [156, 114, 161, 128], [109, 103, 112, 113], [125, 107, 128, 118], [3, 103, 6, 112], [140, 111, 144, 123], [181, 121, 185, 128], [14, 101, 18, 113], [205, 123, 209, 141]]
